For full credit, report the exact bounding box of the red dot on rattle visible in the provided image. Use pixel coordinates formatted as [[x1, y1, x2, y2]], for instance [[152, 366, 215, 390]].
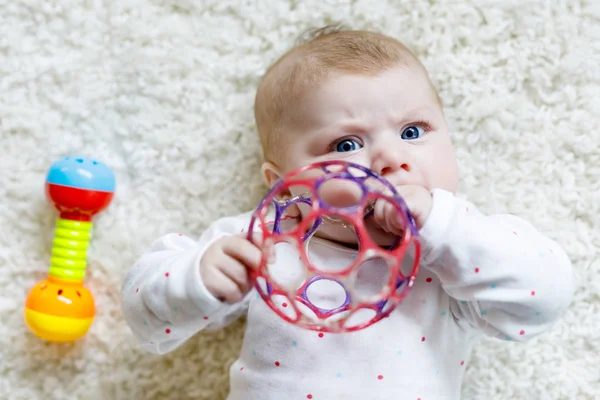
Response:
[[421, 337, 426, 342], [307, 395, 313, 399], [475, 268, 479, 273], [520, 330, 525, 335], [165, 272, 169, 277], [275, 361, 280, 367], [135, 288, 139, 293], [165, 329, 171, 334], [58, 289, 63, 295], [426, 277, 432, 283], [318, 333, 324, 338], [377, 375, 384, 380], [531, 291, 535, 296], [461, 361, 465, 366], [203, 316, 209, 320], [282, 302, 288, 308]]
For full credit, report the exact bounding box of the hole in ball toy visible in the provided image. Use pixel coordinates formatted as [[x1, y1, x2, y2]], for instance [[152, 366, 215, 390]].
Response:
[[320, 162, 346, 174], [255, 276, 270, 297], [345, 165, 369, 178], [400, 239, 419, 278], [362, 176, 395, 197], [307, 215, 360, 274], [304, 277, 349, 312], [76, 158, 84, 163], [266, 238, 307, 292], [319, 163, 369, 181], [353, 256, 391, 302], [343, 307, 377, 329], [317, 177, 364, 209], [325, 309, 350, 324], [263, 184, 313, 235], [294, 300, 319, 323]]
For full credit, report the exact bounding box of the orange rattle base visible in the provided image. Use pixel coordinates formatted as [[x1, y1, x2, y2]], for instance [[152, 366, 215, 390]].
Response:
[[24, 308, 93, 342], [24, 278, 95, 342]]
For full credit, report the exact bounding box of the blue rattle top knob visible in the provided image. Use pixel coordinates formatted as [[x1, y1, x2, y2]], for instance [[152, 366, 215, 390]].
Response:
[[46, 156, 116, 192]]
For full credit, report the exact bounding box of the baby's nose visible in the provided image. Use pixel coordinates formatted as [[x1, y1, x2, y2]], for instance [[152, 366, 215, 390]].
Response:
[[373, 148, 411, 176]]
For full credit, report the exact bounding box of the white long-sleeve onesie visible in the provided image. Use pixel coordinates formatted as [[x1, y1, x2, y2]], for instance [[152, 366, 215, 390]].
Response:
[[121, 189, 573, 400]]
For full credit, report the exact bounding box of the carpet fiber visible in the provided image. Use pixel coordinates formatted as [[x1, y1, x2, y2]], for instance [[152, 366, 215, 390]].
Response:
[[1, 0, 599, 399]]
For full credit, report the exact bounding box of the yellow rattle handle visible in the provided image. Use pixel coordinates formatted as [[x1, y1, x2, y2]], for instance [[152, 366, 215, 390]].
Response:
[[49, 219, 91, 281]]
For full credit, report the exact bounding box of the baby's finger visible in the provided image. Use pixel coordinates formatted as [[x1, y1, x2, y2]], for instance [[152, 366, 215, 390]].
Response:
[[217, 256, 251, 294], [383, 201, 403, 235], [364, 176, 392, 195], [393, 185, 431, 229], [373, 199, 390, 232], [205, 269, 245, 304], [250, 231, 278, 264], [222, 234, 265, 271], [386, 201, 406, 233]]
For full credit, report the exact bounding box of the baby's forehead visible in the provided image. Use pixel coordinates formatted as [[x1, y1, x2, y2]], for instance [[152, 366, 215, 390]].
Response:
[[255, 29, 438, 160], [287, 66, 439, 116], [268, 48, 423, 89]]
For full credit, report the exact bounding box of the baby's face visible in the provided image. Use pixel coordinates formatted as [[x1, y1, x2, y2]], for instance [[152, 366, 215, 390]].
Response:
[[264, 65, 459, 246], [274, 65, 459, 193]]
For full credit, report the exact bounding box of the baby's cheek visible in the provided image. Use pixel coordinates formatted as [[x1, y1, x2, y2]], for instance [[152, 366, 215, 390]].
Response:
[[425, 141, 459, 192], [317, 178, 363, 208]]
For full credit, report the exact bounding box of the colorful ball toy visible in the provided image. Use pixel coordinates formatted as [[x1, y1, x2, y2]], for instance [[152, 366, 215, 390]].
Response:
[[24, 156, 115, 342], [248, 160, 420, 333]]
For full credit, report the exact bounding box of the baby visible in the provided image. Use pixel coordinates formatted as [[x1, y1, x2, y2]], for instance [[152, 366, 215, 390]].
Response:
[[122, 26, 573, 399]]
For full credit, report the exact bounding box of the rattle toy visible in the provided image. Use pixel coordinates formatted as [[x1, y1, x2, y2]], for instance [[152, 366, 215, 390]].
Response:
[[248, 160, 420, 333], [24, 156, 115, 342]]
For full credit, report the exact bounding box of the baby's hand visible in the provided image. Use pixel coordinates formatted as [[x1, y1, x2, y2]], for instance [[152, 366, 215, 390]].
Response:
[[200, 234, 263, 304], [373, 185, 433, 232]]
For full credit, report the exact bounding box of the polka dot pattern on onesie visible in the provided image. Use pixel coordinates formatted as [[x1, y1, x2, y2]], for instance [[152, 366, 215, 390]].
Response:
[[129, 204, 563, 400]]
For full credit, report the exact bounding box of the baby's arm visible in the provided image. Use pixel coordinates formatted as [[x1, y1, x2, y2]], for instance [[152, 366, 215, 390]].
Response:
[[420, 189, 573, 341], [121, 213, 255, 354]]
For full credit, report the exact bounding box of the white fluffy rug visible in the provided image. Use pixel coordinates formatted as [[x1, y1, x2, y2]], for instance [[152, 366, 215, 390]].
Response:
[[1, 0, 599, 399]]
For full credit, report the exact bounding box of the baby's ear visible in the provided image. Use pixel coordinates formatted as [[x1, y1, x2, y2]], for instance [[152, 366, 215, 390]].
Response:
[[261, 161, 283, 188]]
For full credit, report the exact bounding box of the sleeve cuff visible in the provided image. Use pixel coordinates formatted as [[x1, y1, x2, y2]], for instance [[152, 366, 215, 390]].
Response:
[[184, 235, 231, 316], [418, 188, 456, 263]]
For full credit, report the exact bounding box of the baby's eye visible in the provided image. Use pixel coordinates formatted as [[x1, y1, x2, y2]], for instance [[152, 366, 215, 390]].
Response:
[[401, 126, 425, 140], [334, 139, 362, 153]]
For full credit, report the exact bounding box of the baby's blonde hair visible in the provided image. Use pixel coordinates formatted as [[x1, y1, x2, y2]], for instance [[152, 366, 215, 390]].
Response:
[[254, 24, 437, 163]]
